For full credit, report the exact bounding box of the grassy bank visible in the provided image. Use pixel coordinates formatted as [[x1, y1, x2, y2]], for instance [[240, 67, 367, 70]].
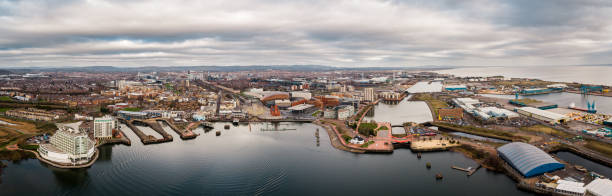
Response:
[[412, 93, 448, 116], [360, 141, 375, 148], [434, 122, 529, 142], [585, 139, 612, 158], [452, 145, 505, 172], [520, 125, 574, 138], [358, 122, 378, 136]]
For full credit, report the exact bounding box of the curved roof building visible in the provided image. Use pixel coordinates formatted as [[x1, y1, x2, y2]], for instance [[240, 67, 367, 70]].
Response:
[[497, 142, 564, 177]]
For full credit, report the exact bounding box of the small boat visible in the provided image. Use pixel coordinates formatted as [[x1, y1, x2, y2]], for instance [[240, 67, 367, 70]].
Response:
[[224, 125, 230, 129], [426, 162, 431, 169], [215, 131, 221, 136], [232, 118, 239, 125], [435, 173, 443, 180], [417, 152, 422, 159]]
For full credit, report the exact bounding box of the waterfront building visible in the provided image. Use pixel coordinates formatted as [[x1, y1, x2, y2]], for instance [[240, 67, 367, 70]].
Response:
[[38, 123, 95, 164], [274, 99, 292, 109], [118, 111, 149, 120], [350, 135, 364, 144], [497, 142, 564, 178], [554, 180, 586, 196], [364, 88, 376, 102], [444, 85, 467, 91], [288, 104, 315, 115], [5, 108, 63, 121], [585, 178, 612, 196], [290, 91, 312, 100], [93, 115, 116, 139], [547, 84, 568, 91], [379, 91, 401, 100], [521, 88, 553, 95], [323, 109, 337, 119], [452, 98, 480, 112], [516, 107, 570, 124], [336, 105, 354, 120], [476, 107, 519, 120]]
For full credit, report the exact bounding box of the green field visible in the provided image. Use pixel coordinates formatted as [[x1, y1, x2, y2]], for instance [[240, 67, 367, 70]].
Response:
[[358, 122, 378, 136], [122, 107, 142, 112], [0, 96, 11, 101]]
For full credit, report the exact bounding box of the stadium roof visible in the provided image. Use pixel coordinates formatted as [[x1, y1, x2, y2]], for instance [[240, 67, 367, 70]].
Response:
[[497, 142, 564, 177], [288, 104, 314, 111]]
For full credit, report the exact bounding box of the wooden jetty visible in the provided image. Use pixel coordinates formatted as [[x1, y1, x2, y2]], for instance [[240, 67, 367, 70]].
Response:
[[451, 165, 481, 176]]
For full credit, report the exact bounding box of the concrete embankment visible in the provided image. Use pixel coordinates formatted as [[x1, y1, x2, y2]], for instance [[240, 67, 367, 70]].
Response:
[[22, 149, 99, 169], [313, 121, 365, 153]]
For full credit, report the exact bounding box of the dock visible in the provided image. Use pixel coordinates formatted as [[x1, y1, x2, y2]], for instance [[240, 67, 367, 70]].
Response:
[[451, 165, 481, 176], [158, 119, 197, 140], [133, 120, 173, 142], [118, 118, 172, 145]]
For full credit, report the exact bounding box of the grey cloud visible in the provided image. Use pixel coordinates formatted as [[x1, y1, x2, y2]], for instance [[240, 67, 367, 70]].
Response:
[[0, 0, 612, 67]]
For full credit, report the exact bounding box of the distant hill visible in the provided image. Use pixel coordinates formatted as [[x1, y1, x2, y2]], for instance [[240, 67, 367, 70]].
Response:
[[2, 65, 458, 73], [0, 69, 12, 75]]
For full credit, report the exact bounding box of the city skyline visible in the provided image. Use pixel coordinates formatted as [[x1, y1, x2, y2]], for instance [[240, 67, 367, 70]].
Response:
[[2, 0, 612, 67]]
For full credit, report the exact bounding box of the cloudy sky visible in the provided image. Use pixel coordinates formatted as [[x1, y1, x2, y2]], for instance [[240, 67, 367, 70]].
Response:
[[1, 0, 612, 67]]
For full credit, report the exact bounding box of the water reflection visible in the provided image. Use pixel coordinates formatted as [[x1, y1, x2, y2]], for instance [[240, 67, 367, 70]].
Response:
[[364, 98, 433, 125], [43, 164, 90, 188], [95, 145, 113, 162]]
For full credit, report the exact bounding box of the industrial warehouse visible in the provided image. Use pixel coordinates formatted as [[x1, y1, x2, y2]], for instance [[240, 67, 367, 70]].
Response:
[[516, 107, 571, 124], [497, 142, 565, 178]]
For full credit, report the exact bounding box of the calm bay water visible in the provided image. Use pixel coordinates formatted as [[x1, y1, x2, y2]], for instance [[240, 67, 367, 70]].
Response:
[[553, 151, 612, 177], [436, 65, 612, 86], [0, 121, 533, 196]]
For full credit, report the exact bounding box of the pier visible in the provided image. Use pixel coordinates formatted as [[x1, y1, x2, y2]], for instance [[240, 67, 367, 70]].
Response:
[[158, 119, 197, 140], [451, 165, 481, 176], [118, 118, 172, 145]]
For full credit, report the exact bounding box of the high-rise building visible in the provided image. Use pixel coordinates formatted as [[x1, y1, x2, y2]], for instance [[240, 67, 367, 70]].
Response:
[[94, 115, 116, 139], [117, 80, 127, 90], [364, 88, 376, 102], [38, 123, 96, 164]]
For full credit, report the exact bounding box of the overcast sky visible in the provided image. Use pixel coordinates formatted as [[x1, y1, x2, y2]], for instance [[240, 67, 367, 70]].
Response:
[[1, 0, 612, 67]]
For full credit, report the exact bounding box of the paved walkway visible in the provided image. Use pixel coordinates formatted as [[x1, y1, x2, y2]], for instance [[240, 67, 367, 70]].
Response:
[[22, 148, 99, 169]]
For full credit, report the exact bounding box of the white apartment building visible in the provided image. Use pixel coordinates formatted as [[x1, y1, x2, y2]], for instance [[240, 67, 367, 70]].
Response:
[[38, 124, 96, 164], [94, 115, 116, 139], [364, 88, 376, 102]]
